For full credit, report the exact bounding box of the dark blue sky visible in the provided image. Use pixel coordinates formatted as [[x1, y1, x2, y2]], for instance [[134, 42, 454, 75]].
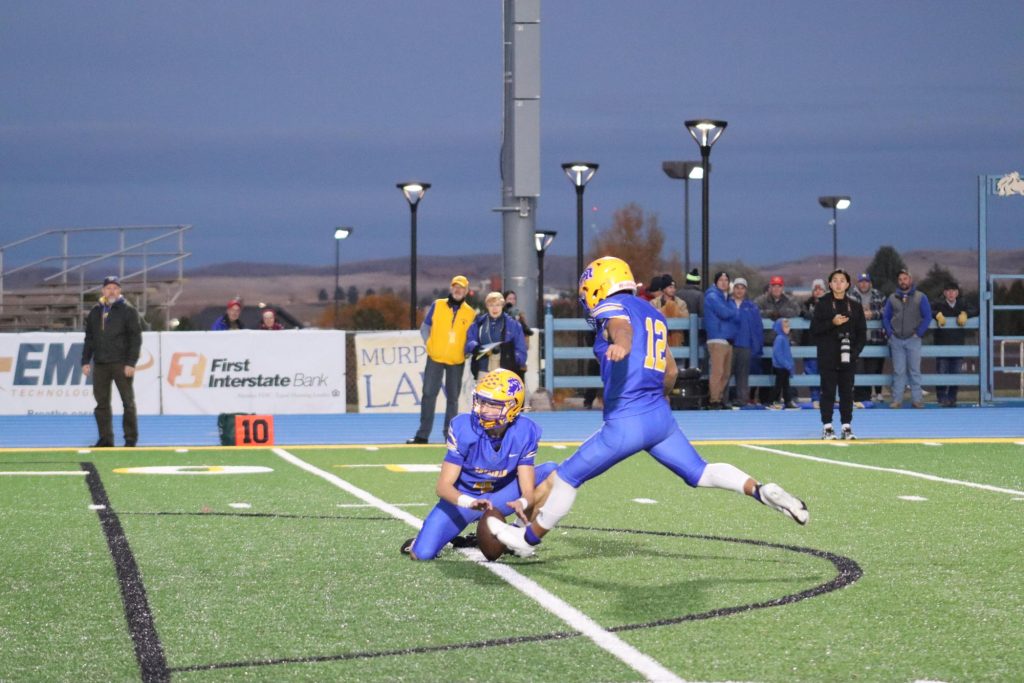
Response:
[[2, 1, 1022, 269]]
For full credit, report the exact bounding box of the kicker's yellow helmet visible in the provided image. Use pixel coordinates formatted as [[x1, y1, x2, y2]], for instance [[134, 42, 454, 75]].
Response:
[[472, 369, 525, 430], [578, 256, 636, 314]]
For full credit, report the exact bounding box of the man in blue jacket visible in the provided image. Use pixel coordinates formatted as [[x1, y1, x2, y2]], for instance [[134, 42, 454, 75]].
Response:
[[882, 269, 932, 408], [703, 271, 738, 410]]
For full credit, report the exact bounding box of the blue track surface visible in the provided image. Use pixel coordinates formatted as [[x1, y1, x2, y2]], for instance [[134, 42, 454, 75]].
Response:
[[1, 405, 1021, 448]]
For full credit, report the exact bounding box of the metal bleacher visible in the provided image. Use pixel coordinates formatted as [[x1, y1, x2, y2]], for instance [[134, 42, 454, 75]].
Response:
[[0, 225, 191, 331]]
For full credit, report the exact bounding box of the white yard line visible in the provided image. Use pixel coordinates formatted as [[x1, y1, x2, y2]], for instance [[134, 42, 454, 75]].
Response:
[[271, 447, 686, 683], [742, 444, 1024, 496]]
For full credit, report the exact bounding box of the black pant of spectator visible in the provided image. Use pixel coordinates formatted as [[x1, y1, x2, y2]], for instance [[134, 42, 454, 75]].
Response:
[[769, 368, 792, 405], [92, 362, 137, 445], [819, 363, 855, 426], [757, 358, 775, 404], [854, 355, 884, 402], [935, 356, 963, 405]]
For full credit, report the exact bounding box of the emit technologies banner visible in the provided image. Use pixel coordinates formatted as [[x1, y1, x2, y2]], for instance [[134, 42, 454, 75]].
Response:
[[0, 332, 161, 415], [0, 330, 346, 415]]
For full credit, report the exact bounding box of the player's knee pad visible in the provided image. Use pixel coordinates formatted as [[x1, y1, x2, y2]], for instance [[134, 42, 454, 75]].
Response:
[[536, 472, 577, 531]]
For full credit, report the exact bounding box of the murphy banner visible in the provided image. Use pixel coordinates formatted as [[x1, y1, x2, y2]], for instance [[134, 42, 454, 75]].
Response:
[[0, 332, 161, 415], [160, 330, 346, 414], [355, 330, 448, 414]]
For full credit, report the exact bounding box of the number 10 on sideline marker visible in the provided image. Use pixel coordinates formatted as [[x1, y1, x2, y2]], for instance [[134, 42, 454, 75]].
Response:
[[235, 415, 275, 446]]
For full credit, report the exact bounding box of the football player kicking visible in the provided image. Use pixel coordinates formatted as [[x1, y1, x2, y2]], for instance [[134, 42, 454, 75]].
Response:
[[402, 368, 557, 560], [489, 257, 809, 558]]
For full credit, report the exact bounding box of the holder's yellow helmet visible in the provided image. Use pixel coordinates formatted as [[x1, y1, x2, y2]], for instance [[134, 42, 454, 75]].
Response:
[[578, 256, 636, 314], [472, 369, 525, 430]]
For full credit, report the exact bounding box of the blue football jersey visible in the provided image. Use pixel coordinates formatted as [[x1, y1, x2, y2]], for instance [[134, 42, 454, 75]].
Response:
[[444, 413, 540, 496], [591, 293, 669, 418]]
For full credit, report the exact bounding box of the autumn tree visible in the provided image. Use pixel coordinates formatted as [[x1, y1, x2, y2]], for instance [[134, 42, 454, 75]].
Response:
[[317, 292, 411, 330], [589, 202, 676, 287]]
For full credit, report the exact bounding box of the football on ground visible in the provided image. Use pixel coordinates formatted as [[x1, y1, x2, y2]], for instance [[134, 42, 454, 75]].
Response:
[[476, 508, 508, 561]]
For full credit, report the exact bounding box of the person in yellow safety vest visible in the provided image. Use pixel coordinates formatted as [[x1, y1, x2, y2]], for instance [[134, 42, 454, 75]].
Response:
[[407, 275, 476, 444]]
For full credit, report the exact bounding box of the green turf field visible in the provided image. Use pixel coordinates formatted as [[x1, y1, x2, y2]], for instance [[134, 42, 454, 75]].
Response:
[[1, 440, 1022, 682]]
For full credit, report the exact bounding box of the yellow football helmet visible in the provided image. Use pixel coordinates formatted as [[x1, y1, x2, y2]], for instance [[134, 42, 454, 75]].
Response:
[[578, 256, 636, 314], [472, 369, 525, 430]]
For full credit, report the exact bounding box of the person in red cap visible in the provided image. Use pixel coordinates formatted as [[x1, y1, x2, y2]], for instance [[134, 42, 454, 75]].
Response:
[[754, 276, 801, 405], [212, 299, 245, 330]]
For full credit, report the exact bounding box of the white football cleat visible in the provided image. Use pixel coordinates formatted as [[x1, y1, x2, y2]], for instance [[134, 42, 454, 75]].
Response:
[[485, 517, 536, 558], [758, 483, 809, 525]]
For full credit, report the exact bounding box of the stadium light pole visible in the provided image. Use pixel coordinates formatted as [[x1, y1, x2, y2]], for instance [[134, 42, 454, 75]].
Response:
[[534, 230, 557, 331], [561, 162, 598, 287], [333, 227, 353, 328], [818, 196, 852, 270], [397, 182, 431, 329], [661, 161, 705, 274], [684, 120, 727, 290]]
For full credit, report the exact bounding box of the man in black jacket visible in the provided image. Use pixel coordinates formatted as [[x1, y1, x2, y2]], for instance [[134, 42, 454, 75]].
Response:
[[82, 276, 143, 447], [811, 269, 867, 440], [932, 281, 975, 407]]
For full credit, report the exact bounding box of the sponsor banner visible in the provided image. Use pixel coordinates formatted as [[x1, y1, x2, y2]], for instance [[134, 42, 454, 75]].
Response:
[[354, 329, 542, 415], [0, 332, 161, 415], [160, 330, 346, 414], [355, 330, 442, 414]]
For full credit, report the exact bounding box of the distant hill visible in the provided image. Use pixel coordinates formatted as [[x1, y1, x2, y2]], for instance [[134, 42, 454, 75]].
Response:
[[5, 249, 1021, 328]]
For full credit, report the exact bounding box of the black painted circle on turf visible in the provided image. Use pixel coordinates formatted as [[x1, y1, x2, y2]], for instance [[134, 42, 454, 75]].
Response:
[[155, 513, 862, 673]]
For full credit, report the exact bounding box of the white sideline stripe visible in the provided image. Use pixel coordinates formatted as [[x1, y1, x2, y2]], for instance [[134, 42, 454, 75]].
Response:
[[0, 471, 87, 476], [742, 444, 1024, 496], [271, 447, 686, 683]]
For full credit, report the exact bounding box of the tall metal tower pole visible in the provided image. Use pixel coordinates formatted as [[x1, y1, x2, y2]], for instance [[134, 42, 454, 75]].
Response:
[[496, 0, 540, 325]]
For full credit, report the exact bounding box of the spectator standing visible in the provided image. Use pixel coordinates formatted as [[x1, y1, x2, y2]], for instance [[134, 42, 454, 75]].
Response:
[[703, 271, 738, 409], [81, 276, 142, 448], [502, 290, 534, 343], [755, 275, 801, 403], [811, 269, 867, 440], [212, 299, 245, 330], [932, 281, 975, 407], [407, 275, 476, 444], [883, 269, 932, 408], [769, 319, 796, 408], [466, 292, 528, 380], [801, 279, 827, 407], [728, 278, 763, 407], [678, 268, 704, 318], [259, 309, 283, 330], [849, 273, 886, 402], [651, 274, 690, 348], [644, 275, 664, 302]]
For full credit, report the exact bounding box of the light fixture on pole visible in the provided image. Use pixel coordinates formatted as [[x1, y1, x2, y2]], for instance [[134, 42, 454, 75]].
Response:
[[561, 162, 598, 286], [397, 182, 431, 329], [817, 196, 851, 270], [533, 230, 557, 331], [684, 119, 727, 290], [661, 161, 706, 274], [333, 227, 353, 328]]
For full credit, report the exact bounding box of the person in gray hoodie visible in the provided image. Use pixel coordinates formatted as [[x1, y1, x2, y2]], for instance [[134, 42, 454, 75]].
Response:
[[882, 269, 932, 408]]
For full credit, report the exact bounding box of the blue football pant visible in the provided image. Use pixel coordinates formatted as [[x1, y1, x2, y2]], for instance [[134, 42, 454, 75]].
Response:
[[411, 461, 557, 560], [556, 401, 707, 488]]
